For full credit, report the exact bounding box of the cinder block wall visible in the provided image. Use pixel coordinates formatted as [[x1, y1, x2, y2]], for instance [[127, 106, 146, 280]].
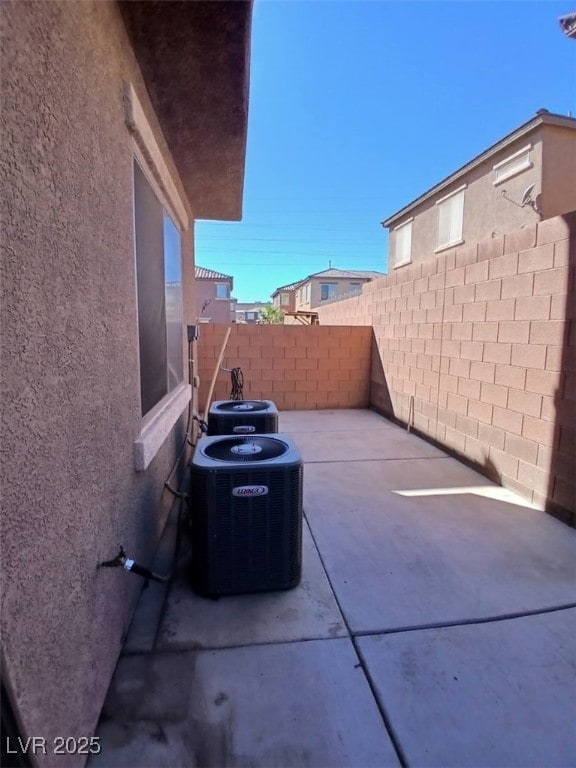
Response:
[[197, 324, 372, 411], [317, 214, 575, 519]]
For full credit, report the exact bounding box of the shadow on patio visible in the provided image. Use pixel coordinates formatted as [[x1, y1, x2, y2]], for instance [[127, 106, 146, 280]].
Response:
[[91, 409, 576, 768]]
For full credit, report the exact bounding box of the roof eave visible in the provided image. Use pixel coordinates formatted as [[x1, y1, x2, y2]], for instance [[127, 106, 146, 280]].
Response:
[[119, 0, 253, 222]]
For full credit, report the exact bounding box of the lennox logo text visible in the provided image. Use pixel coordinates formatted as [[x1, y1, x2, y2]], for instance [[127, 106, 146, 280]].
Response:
[[232, 485, 268, 497]]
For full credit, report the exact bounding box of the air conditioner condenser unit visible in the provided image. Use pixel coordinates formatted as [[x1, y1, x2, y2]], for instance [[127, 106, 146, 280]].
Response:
[[207, 400, 279, 436], [189, 434, 303, 596]]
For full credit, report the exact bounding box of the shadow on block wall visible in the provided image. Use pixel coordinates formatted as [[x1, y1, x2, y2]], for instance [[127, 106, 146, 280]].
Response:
[[547, 213, 576, 525], [369, 332, 393, 416]]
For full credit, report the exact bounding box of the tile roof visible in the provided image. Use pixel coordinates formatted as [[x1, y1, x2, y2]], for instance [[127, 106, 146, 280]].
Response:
[[271, 280, 303, 296], [195, 266, 233, 280], [310, 268, 385, 280], [272, 269, 384, 297]]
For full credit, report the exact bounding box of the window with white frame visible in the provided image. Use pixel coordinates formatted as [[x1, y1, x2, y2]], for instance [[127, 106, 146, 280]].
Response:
[[493, 145, 532, 185], [281, 292, 290, 305], [216, 283, 229, 299], [436, 186, 465, 250], [133, 160, 183, 417], [305, 283, 311, 304], [320, 283, 337, 301], [393, 219, 413, 267], [350, 282, 362, 293]]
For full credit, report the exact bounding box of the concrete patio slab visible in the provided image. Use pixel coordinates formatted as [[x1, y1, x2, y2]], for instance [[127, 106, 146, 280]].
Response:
[[279, 407, 396, 433], [93, 639, 401, 768], [304, 459, 576, 632], [357, 608, 576, 768], [289, 427, 446, 463], [156, 520, 347, 651]]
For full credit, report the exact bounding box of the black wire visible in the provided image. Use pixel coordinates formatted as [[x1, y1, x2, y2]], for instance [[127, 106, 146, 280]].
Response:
[[230, 367, 244, 400]]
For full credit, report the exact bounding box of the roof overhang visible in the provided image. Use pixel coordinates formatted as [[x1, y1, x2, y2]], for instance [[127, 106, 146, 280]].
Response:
[[119, 0, 252, 221], [382, 111, 576, 228]]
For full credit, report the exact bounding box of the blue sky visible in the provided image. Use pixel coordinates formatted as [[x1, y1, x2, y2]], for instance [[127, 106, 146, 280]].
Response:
[[196, 1, 576, 303]]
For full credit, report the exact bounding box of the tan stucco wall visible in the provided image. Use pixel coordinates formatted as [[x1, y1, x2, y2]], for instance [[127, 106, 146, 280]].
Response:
[[272, 291, 296, 311], [196, 279, 233, 323], [389, 130, 549, 268], [541, 125, 576, 219], [295, 278, 369, 311], [1, 3, 196, 764]]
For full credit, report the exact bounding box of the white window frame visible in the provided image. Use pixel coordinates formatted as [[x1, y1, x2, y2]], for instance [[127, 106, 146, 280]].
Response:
[[305, 283, 311, 304], [393, 218, 413, 268], [126, 82, 191, 471], [435, 185, 466, 253], [281, 292, 290, 306], [492, 144, 533, 186], [215, 283, 229, 300]]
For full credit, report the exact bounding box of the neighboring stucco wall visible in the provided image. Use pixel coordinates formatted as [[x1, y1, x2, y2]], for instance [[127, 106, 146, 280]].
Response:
[[389, 133, 546, 269], [272, 291, 296, 311], [196, 279, 233, 323], [541, 125, 576, 219], [197, 324, 372, 410], [318, 215, 575, 521], [1, 3, 195, 765], [295, 278, 368, 311]]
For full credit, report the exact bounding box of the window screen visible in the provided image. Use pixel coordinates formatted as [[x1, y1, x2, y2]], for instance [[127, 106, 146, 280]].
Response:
[[320, 283, 337, 300], [394, 220, 412, 266], [133, 161, 183, 416], [437, 188, 465, 248]]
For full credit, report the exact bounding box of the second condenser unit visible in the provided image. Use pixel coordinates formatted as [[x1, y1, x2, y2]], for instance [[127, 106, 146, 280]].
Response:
[[207, 400, 279, 435]]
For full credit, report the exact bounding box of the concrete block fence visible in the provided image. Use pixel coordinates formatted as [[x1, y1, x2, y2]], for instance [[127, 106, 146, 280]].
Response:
[[317, 213, 575, 520], [197, 324, 372, 411]]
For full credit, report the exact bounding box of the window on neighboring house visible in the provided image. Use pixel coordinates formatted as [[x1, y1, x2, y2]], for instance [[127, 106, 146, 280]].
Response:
[[493, 145, 532, 185], [133, 160, 183, 416], [350, 282, 362, 293], [305, 283, 311, 304], [216, 283, 229, 299], [281, 293, 290, 305], [320, 283, 337, 301], [393, 219, 413, 267], [436, 186, 465, 250]]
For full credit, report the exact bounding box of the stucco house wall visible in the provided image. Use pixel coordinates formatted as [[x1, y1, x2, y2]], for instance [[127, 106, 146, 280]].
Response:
[[541, 124, 576, 219], [295, 277, 373, 311], [272, 289, 296, 312], [196, 278, 234, 323], [1, 2, 250, 764]]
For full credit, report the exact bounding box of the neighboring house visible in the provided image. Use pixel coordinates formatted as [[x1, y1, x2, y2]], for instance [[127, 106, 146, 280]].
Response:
[[271, 280, 300, 312], [236, 301, 268, 323], [294, 269, 385, 311], [195, 266, 234, 323], [1, 1, 251, 761], [383, 110, 576, 269]]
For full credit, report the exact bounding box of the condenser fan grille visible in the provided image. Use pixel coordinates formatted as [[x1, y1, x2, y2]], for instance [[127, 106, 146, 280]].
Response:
[[203, 436, 288, 462], [215, 400, 269, 413]]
